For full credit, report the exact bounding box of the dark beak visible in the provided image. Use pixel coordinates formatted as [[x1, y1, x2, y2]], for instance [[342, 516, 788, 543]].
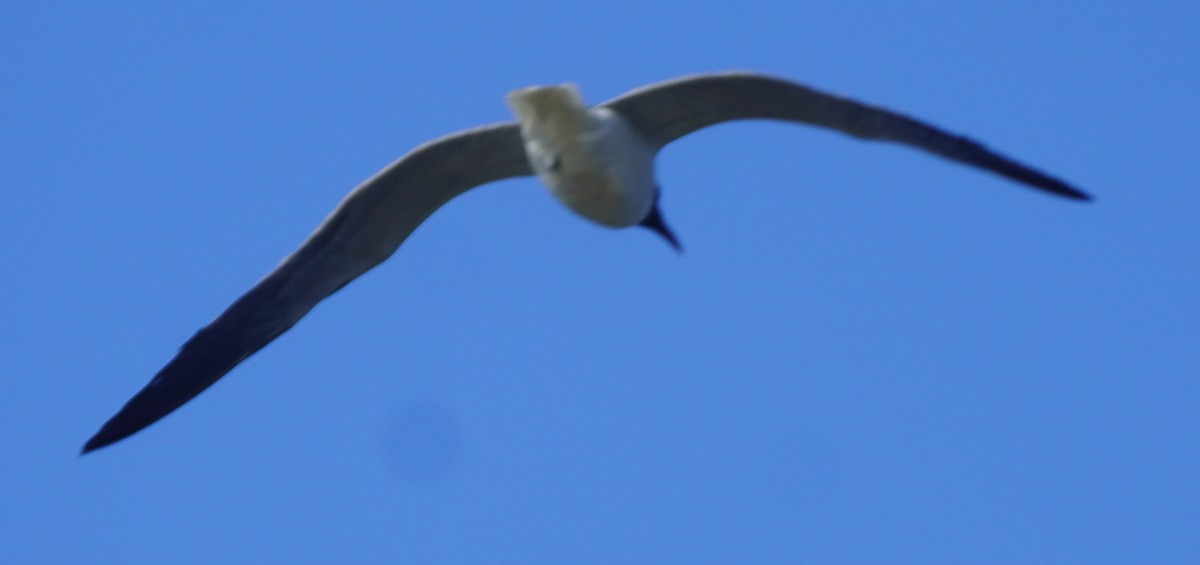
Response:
[[638, 195, 682, 253]]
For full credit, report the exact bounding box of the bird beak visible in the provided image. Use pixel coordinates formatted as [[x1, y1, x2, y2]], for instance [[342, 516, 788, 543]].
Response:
[[638, 201, 682, 253]]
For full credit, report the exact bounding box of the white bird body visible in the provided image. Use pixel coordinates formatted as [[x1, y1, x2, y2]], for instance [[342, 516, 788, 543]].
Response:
[[507, 84, 657, 227], [84, 72, 1090, 453]]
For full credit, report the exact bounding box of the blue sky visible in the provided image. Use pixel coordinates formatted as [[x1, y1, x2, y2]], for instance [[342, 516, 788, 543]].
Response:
[[3, 2, 1198, 563]]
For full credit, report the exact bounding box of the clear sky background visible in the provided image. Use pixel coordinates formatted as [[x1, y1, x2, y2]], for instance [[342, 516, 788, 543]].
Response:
[[3, 2, 1197, 563]]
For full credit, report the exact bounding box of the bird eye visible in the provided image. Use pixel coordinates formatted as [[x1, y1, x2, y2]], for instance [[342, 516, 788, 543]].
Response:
[[546, 155, 562, 172]]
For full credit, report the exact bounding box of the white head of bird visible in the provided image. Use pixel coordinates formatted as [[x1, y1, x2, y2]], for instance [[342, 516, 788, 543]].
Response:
[[506, 83, 659, 230]]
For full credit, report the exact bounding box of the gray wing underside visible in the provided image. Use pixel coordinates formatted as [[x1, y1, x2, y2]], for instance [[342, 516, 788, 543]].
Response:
[[83, 123, 530, 453], [602, 72, 1089, 200]]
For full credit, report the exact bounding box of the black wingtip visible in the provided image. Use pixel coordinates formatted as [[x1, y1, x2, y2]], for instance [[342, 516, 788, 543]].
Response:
[[1043, 180, 1092, 202], [81, 425, 122, 455], [79, 382, 176, 456], [969, 146, 1093, 202], [994, 162, 1093, 202], [1066, 188, 1093, 202]]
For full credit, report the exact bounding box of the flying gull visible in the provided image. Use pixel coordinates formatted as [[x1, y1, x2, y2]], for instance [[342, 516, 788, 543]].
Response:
[[83, 72, 1090, 453]]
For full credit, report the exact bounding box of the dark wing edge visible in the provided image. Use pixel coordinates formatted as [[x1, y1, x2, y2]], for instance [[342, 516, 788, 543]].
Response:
[[602, 72, 1090, 201], [82, 123, 530, 454]]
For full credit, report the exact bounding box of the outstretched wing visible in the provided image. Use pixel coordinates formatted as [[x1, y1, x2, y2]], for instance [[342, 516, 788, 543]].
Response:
[[84, 123, 530, 453], [602, 72, 1088, 200]]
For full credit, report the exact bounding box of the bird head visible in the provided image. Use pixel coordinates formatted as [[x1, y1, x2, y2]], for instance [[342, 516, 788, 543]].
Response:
[[506, 84, 594, 145]]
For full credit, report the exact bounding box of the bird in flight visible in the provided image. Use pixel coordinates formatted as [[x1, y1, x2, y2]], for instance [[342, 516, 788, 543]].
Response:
[[83, 72, 1090, 453]]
